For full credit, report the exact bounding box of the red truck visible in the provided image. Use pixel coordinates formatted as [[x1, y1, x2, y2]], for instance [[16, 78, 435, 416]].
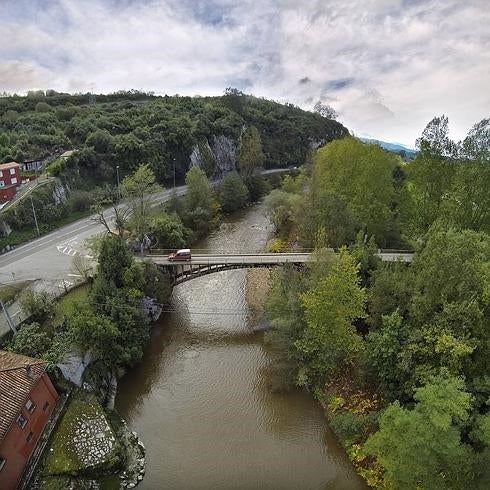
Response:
[[168, 248, 192, 262]]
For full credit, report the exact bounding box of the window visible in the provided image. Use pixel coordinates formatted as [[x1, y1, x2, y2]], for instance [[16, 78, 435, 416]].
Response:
[[10, 168, 15, 175], [42, 401, 49, 412], [26, 432, 34, 443], [0, 458, 5, 472], [16, 414, 27, 429], [0, 170, 3, 177], [11, 177, 17, 185], [25, 399, 36, 413], [0, 181, 4, 188]]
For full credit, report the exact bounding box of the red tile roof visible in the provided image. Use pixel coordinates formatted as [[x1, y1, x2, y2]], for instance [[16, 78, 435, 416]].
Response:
[[0, 350, 47, 441], [0, 162, 20, 171]]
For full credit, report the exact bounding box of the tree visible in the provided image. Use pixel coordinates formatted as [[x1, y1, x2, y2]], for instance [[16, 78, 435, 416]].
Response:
[[122, 164, 160, 239], [238, 126, 264, 179], [313, 101, 338, 120], [85, 129, 114, 153], [19, 290, 55, 324], [183, 166, 218, 236], [408, 116, 457, 234], [150, 212, 189, 250], [68, 305, 120, 365], [8, 323, 51, 359], [92, 234, 133, 289], [218, 171, 249, 213], [310, 138, 398, 245], [264, 189, 301, 233], [365, 375, 474, 489], [295, 250, 366, 387]]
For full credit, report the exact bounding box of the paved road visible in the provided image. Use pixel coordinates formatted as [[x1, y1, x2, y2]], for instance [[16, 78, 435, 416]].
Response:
[[150, 251, 413, 267]]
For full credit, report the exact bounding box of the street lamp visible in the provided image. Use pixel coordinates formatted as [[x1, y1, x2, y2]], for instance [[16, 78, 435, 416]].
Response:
[[116, 165, 121, 199], [173, 158, 176, 189]]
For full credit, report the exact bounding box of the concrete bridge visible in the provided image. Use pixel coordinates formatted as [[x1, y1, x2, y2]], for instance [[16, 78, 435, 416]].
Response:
[[149, 251, 413, 285]]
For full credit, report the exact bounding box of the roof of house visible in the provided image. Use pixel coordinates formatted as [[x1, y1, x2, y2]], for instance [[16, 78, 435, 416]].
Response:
[[59, 150, 74, 158], [0, 162, 20, 171], [0, 350, 47, 441]]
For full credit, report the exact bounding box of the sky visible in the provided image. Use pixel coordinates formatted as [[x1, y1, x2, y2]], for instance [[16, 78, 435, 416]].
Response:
[[0, 0, 489, 146]]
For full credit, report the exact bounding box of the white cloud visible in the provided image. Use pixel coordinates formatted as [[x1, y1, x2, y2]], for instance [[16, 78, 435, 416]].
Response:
[[0, 0, 488, 145]]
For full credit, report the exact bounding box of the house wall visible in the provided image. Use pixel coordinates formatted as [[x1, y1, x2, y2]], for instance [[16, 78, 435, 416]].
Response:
[[0, 166, 21, 188], [0, 374, 58, 490]]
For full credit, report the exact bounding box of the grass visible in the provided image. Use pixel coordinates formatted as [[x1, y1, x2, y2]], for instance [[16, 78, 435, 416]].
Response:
[[52, 283, 90, 326], [0, 280, 32, 303]]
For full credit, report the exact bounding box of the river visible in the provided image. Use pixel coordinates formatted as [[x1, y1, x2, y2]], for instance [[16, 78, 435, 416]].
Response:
[[115, 203, 366, 490]]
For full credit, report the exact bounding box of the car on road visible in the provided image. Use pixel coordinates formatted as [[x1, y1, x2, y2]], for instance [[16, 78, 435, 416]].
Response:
[[168, 248, 192, 261]]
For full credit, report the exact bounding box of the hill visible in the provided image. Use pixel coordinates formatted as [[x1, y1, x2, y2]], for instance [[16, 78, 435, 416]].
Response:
[[0, 90, 348, 186], [360, 137, 417, 157]]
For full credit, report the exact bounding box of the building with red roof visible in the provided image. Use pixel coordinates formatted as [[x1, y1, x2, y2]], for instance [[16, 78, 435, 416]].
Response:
[[0, 350, 59, 489]]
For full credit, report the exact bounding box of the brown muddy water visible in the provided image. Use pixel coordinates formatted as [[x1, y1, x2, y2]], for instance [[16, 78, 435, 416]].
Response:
[[115, 203, 366, 490]]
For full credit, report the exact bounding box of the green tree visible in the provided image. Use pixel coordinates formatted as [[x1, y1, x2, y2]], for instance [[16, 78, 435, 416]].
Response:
[[19, 290, 56, 324], [310, 137, 398, 245], [264, 189, 301, 233], [68, 305, 120, 364], [218, 171, 249, 213], [122, 164, 160, 239], [365, 375, 474, 490], [8, 323, 51, 359], [295, 250, 366, 387], [238, 126, 264, 178], [150, 212, 189, 250], [183, 166, 218, 236]]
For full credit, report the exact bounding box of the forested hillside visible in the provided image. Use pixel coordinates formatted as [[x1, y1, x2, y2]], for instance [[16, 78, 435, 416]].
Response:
[[0, 89, 347, 186], [264, 116, 490, 488]]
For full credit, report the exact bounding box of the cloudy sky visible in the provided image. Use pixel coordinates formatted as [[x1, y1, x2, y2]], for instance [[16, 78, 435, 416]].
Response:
[[1, 0, 489, 146]]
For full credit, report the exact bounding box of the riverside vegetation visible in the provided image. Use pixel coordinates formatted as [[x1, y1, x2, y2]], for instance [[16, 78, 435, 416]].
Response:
[[264, 116, 490, 489]]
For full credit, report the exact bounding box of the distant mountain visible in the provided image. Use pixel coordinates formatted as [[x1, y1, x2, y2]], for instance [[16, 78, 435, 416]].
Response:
[[360, 138, 417, 157]]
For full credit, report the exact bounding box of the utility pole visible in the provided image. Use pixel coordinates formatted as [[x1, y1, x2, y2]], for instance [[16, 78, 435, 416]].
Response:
[[30, 195, 40, 236]]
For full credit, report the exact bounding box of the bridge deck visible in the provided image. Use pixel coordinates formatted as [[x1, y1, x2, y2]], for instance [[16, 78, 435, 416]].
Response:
[[149, 251, 413, 266]]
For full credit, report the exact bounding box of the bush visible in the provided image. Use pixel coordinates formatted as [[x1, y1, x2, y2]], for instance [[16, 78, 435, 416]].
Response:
[[330, 411, 366, 442], [69, 190, 93, 212], [19, 290, 56, 323], [8, 322, 52, 359]]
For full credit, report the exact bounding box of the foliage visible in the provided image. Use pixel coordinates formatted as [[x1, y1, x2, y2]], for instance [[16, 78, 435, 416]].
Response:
[[150, 212, 189, 250], [218, 171, 249, 213], [0, 91, 348, 186], [19, 289, 56, 323], [122, 163, 160, 239], [182, 166, 219, 236], [8, 322, 52, 359], [313, 101, 338, 120], [365, 375, 474, 490], [264, 189, 301, 233], [307, 137, 399, 246], [238, 126, 264, 178], [295, 250, 366, 387]]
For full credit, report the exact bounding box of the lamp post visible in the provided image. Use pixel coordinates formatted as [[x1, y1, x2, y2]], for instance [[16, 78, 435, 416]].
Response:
[[173, 158, 176, 189], [116, 165, 121, 200], [30, 195, 40, 236]]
